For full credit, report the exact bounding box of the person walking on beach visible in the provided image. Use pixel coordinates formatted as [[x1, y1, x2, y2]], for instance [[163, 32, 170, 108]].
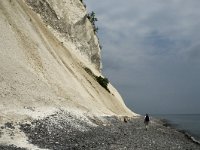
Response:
[[144, 114, 150, 130]]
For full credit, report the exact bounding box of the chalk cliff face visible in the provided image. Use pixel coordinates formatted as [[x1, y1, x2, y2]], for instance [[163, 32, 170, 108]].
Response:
[[0, 0, 136, 148], [26, 0, 101, 70]]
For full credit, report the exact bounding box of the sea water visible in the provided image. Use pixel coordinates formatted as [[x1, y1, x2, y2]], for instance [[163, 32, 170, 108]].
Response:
[[152, 114, 200, 141]]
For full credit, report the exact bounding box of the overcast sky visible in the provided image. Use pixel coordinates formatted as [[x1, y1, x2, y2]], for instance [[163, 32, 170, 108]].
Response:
[[84, 0, 200, 114]]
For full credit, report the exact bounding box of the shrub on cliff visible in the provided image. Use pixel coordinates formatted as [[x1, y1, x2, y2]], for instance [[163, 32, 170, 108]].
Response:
[[84, 67, 110, 93], [96, 76, 110, 93], [87, 11, 98, 33], [84, 67, 96, 79]]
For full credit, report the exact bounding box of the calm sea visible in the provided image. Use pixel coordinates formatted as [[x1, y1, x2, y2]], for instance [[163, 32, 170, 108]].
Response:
[[152, 114, 200, 141]]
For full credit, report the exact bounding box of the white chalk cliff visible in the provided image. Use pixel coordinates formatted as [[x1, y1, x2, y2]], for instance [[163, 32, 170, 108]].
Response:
[[0, 0, 136, 148]]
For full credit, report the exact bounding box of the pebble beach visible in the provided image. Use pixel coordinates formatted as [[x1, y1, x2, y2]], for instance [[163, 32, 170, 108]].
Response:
[[1, 112, 200, 150]]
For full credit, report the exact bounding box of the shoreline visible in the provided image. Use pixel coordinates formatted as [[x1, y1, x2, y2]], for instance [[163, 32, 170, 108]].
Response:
[[18, 114, 200, 149], [159, 118, 200, 145], [1, 113, 200, 149]]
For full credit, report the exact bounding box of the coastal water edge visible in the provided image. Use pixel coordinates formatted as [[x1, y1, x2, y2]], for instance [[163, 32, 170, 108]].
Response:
[[152, 114, 200, 142]]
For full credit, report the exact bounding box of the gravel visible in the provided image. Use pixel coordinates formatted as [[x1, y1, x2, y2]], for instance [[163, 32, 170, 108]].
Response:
[[18, 112, 200, 150], [0, 145, 26, 150]]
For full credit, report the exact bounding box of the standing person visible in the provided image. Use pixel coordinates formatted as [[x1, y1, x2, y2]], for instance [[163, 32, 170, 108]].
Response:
[[144, 114, 150, 130]]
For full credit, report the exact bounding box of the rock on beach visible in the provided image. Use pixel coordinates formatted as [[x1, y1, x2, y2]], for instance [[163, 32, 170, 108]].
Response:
[[16, 112, 200, 150]]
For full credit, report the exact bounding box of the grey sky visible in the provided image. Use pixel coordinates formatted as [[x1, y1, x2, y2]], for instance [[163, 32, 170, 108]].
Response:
[[84, 0, 200, 114]]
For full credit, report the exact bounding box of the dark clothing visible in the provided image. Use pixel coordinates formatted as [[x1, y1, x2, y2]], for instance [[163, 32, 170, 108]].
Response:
[[144, 115, 149, 122], [144, 114, 150, 130]]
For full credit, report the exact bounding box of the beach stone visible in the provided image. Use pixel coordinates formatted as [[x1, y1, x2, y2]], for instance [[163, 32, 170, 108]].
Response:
[[18, 114, 200, 150]]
